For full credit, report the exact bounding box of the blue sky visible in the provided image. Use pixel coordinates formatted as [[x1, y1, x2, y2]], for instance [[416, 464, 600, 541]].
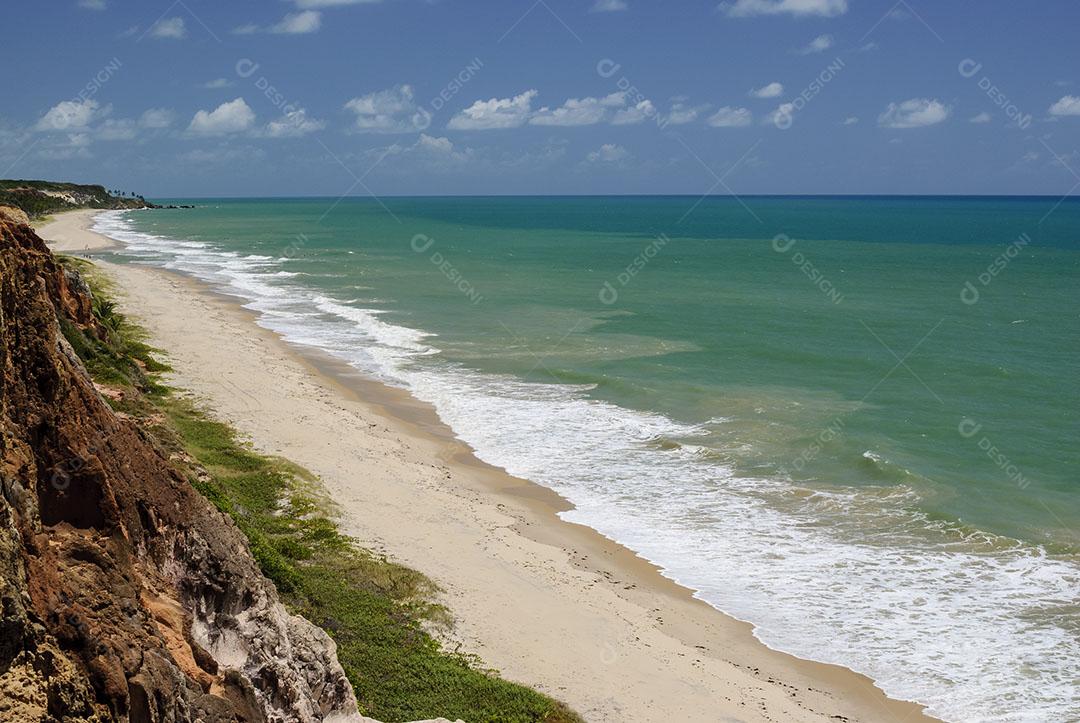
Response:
[[2, 0, 1079, 197]]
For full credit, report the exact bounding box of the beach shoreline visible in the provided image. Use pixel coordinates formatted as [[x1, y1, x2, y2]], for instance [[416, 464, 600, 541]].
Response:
[[39, 208, 934, 723]]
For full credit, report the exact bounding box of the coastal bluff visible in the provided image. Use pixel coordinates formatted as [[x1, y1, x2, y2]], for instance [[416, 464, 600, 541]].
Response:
[[0, 218, 361, 721], [0, 181, 154, 220]]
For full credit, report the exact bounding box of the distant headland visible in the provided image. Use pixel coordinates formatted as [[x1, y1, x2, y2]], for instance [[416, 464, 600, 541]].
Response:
[[0, 179, 192, 219]]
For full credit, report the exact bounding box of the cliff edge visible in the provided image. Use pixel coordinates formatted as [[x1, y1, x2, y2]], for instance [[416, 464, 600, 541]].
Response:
[[0, 218, 360, 721]]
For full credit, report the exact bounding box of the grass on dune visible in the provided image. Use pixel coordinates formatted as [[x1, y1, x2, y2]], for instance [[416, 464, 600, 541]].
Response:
[[57, 255, 582, 723]]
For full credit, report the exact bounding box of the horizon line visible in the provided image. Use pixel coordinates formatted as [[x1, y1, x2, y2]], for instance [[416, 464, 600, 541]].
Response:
[[142, 192, 1080, 201]]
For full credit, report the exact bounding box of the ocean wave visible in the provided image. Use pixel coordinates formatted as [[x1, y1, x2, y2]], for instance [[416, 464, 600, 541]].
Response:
[[99, 210, 1080, 723], [310, 295, 434, 353]]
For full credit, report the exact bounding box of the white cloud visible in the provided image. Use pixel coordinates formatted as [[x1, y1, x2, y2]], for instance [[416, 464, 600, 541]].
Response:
[[797, 34, 834, 54], [665, 101, 709, 125], [202, 78, 233, 89], [1048, 95, 1080, 117], [48, 106, 173, 142], [842, 116, 859, 125], [410, 134, 472, 163], [706, 106, 752, 128], [448, 90, 537, 130], [414, 134, 454, 154], [878, 98, 950, 128], [264, 108, 325, 137], [446, 90, 660, 129], [139, 108, 175, 128], [591, 0, 628, 11], [969, 112, 992, 124], [586, 143, 629, 163], [530, 93, 623, 127], [370, 134, 475, 171], [97, 107, 175, 140], [95, 119, 137, 141], [764, 102, 795, 127], [749, 82, 784, 99], [611, 99, 657, 125], [271, 11, 322, 34], [722, 0, 847, 18], [187, 98, 256, 135], [78, 0, 107, 10], [233, 10, 322, 35], [528, 92, 657, 127], [344, 85, 431, 133], [35, 99, 105, 132], [37, 133, 94, 160], [150, 16, 186, 39]]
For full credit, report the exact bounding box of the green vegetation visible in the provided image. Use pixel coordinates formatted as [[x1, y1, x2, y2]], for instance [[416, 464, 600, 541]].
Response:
[[0, 187, 73, 218], [56, 255, 581, 723], [0, 179, 147, 218], [56, 256, 170, 392]]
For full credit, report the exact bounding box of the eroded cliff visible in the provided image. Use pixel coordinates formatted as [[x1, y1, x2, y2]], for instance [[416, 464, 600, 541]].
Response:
[[0, 218, 360, 721]]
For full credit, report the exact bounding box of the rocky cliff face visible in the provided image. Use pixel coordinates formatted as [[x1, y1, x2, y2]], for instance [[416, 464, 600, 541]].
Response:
[[0, 206, 30, 226], [0, 219, 361, 721]]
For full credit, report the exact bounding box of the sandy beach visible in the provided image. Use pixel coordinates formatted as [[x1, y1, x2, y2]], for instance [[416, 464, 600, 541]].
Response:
[[39, 209, 934, 723], [35, 209, 117, 251]]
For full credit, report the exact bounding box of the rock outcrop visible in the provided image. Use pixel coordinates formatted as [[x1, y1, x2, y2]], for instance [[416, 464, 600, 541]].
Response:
[[0, 218, 361, 721], [0, 206, 30, 226]]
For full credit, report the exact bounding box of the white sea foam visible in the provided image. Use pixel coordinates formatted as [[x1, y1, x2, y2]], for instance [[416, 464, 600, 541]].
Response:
[[98, 211, 1080, 723], [311, 295, 434, 353]]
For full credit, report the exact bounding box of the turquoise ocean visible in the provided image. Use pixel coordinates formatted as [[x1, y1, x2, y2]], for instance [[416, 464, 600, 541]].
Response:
[[95, 196, 1079, 722]]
